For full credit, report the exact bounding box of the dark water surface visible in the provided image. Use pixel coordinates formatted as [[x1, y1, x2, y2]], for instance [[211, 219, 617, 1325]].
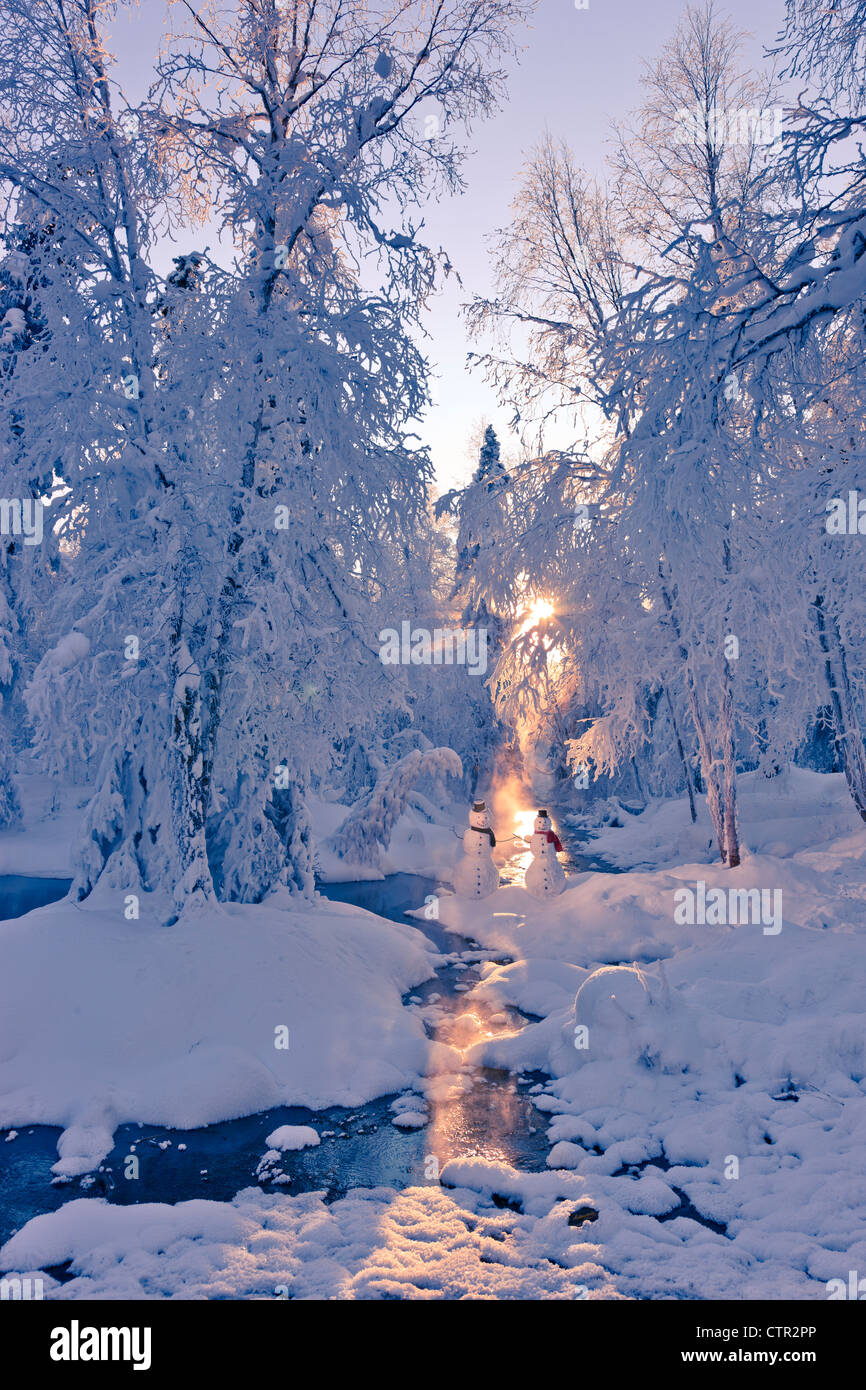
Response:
[[0, 875, 73, 921]]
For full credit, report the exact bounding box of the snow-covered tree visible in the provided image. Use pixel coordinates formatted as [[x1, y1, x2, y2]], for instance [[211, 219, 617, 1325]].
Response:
[[328, 746, 462, 869], [0, 0, 532, 914], [467, 2, 828, 861]]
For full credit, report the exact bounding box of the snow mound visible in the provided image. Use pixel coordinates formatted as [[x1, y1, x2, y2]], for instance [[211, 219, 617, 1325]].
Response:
[[390, 1092, 429, 1128], [265, 1125, 320, 1151], [391, 1110, 428, 1129], [575, 964, 653, 1028]]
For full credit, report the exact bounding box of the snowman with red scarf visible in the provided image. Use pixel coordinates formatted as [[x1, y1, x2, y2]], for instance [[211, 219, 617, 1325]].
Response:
[[524, 809, 565, 898], [453, 801, 500, 898]]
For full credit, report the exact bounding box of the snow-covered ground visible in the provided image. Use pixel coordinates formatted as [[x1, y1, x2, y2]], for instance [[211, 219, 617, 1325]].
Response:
[[0, 1165, 617, 1299], [585, 765, 859, 871], [2, 767, 865, 1299], [416, 769, 866, 1298], [0, 770, 85, 878]]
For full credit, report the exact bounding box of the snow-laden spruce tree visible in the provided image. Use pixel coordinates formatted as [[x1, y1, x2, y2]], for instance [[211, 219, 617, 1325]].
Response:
[[421, 425, 508, 787], [447, 424, 511, 598], [474, 425, 507, 487], [439, 421, 511, 614]]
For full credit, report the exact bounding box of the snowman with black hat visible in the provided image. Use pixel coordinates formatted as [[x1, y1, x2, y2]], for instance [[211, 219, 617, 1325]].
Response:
[[524, 808, 565, 898], [453, 801, 500, 898]]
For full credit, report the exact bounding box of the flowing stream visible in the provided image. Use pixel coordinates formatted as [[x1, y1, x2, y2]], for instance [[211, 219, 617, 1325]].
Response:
[[0, 812, 599, 1252]]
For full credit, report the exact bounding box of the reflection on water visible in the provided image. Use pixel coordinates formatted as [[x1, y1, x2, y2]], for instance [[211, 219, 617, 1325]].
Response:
[[412, 792, 606, 1173], [326, 872, 551, 1175], [430, 1067, 544, 1170], [424, 986, 545, 1171]]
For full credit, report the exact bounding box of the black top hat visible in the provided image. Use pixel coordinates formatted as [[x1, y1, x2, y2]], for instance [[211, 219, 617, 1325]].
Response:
[[473, 801, 486, 811], [537, 808, 548, 817]]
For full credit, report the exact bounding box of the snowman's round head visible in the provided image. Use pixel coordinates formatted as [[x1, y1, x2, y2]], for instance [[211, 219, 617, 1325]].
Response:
[[470, 801, 490, 830], [534, 809, 551, 833]]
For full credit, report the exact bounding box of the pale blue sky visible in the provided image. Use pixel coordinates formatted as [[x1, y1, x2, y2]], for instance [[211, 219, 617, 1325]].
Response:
[[109, 0, 789, 489]]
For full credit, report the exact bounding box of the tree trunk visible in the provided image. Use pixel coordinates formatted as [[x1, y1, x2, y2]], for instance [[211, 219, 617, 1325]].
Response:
[[659, 573, 726, 859], [684, 678, 727, 860], [167, 544, 216, 919], [813, 594, 866, 821], [664, 685, 697, 823], [631, 756, 646, 805], [721, 667, 740, 867]]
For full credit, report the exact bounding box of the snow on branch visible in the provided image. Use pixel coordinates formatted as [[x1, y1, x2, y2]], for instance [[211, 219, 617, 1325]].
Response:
[[328, 747, 462, 867]]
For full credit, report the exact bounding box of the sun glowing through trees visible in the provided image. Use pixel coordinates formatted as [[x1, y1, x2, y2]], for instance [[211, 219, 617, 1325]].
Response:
[[517, 597, 555, 637], [513, 596, 565, 694]]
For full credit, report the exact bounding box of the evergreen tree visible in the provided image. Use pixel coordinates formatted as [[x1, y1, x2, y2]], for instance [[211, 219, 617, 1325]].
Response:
[[473, 424, 507, 490]]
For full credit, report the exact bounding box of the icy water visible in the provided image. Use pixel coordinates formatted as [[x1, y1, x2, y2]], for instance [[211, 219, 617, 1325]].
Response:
[[0, 867, 560, 1249], [0, 875, 75, 921]]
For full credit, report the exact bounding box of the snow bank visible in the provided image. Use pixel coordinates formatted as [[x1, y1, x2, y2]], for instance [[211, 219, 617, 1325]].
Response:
[[0, 893, 438, 1175], [586, 767, 860, 871]]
